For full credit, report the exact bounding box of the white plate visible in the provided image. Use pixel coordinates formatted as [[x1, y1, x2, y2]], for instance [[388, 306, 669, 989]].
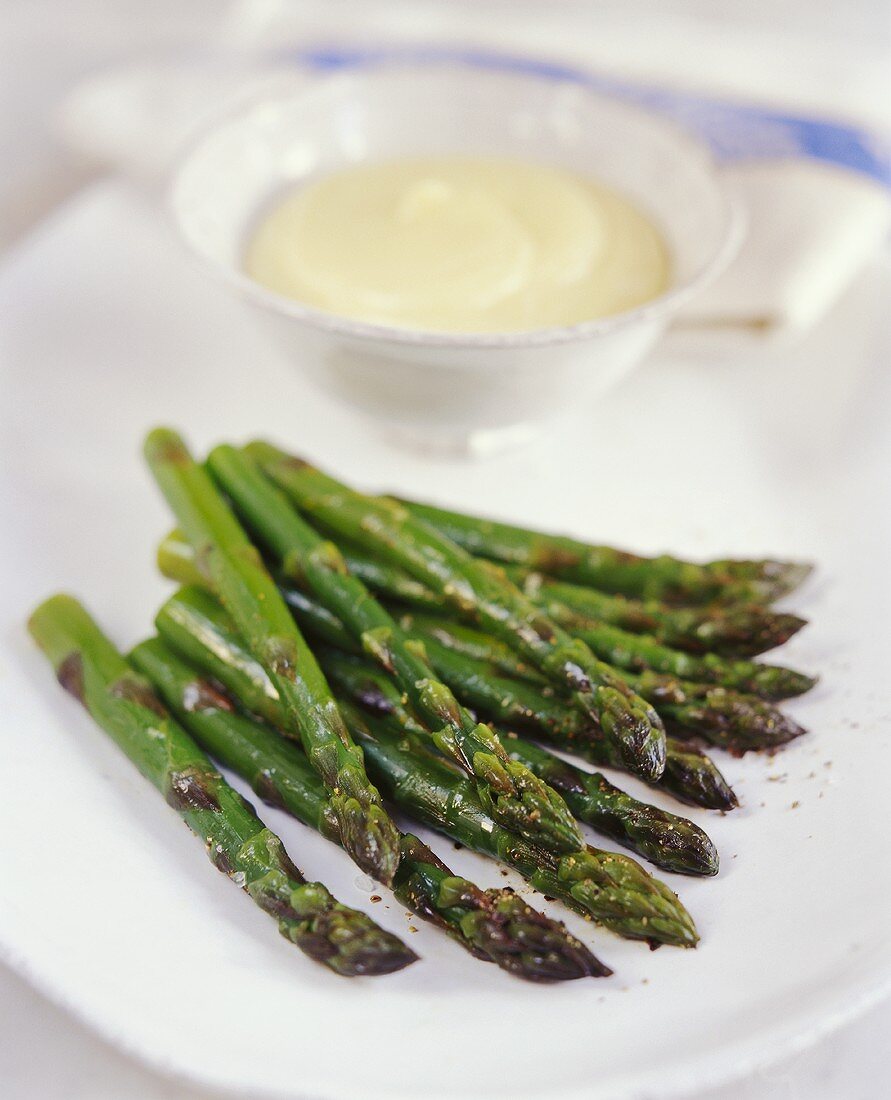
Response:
[[1, 181, 889, 1100]]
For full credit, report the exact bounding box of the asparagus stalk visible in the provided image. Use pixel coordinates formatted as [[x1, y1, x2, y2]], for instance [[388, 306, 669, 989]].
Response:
[[383, 616, 738, 809], [160, 528, 807, 728], [132, 637, 603, 981], [159, 528, 363, 655], [410, 629, 739, 809], [396, 498, 813, 605], [154, 554, 743, 805], [143, 429, 401, 886], [533, 617, 815, 701], [292, 541, 814, 695], [330, 542, 815, 699], [301, 542, 814, 695], [316, 645, 719, 877], [246, 442, 668, 783], [152, 588, 698, 946], [336, 539, 806, 658], [28, 596, 416, 977], [343, 703, 700, 948], [399, 614, 807, 755], [205, 443, 583, 855], [158, 535, 787, 760], [392, 836, 608, 980], [511, 570, 807, 658]]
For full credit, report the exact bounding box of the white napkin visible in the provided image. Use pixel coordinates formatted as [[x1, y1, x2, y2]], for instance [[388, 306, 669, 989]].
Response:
[[676, 159, 891, 344], [56, 53, 891, 347]]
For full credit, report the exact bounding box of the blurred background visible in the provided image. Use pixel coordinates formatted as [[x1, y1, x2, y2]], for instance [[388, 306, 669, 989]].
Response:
[[2, 1, 889, 1097], [3, 0, 890, 249]]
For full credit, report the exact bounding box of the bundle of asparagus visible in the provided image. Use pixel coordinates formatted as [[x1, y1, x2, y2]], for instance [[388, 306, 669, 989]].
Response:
[[28, 428, 817, 983]]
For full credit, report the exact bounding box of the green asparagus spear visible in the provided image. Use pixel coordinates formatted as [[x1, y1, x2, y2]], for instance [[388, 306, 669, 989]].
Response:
[[155, 558, 742, 809], [324, 541, 815, 699], [499, 734, 719, 875], [336, 539, 807, 658], [205, 443, 583, 855], [28, 596, 415, 977], [533, 617, 815, 701], [396, 498, 813, 605], [158, 531, 781, 763], [343, 703, 699, 948], [412, 634, 751, 798], [159, 528, 364, 655], [160, 527, 806, 738], [391, 836, 608, 979], [246, 442, 667, 783], [152, 589, 698, 945], [132, 637, 603, 981], [316, 645, 719, 877], [398, 613, 805, 755], [405, 626, 739, 809], [376, 614, 738, 810], [512, 570, 807, 658], [303, 542, 812, 686], [143, 429, 401, 885]]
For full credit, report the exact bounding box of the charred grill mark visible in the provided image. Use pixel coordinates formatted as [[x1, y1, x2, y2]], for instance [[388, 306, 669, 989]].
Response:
[[152, 434, 190, 465], [282, 455, 311, 471], [194, 542, 214, 580], [110, 674, 167, 716], [166, 767, 222, 813], [401, 835, 449, 874], [182, 678, 235, 713], [353, 682, 396, 717], [209, 843, 234, 874], [276, 846, 303, 882], [531, 546, 582, 572], [255, 891, 302, 923], [57, 652, 85, 702], [254, 769, 286, 810], [267, 638, 298, 678]]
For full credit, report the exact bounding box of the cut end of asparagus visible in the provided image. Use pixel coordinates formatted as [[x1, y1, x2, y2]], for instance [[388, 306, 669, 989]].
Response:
[[560, 847, 699, 947], [472, 889, 612, 980], [285, 884, 418, 976], [333, 795, 403, 887], [144, 426, 191, 467]]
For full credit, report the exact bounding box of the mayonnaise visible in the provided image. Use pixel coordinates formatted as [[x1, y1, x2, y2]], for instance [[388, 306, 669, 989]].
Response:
[[245, 156, 670, 333]]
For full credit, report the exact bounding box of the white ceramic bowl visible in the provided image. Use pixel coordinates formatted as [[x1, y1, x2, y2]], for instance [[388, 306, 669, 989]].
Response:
[[169, 56, 741, 453]]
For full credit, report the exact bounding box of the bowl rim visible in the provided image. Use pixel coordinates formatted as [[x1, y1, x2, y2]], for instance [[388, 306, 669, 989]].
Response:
[[166, 53, 746, 351]]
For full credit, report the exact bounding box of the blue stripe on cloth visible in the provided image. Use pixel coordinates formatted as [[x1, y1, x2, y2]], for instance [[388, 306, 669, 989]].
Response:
[[277, 44, 890, 187]]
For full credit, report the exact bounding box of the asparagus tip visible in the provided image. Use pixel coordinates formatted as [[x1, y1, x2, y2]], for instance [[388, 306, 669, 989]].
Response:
[[476, 889, 612, 980], [288, 890, 418, 976], [751, 666, 819, 701], [596, 688, 667, 783], [624, 806, 720, 877], [770, 560, 815, 596], [335, 796, 403, 887], [480, 754, 585, 855], [564, 848, 699, 948]]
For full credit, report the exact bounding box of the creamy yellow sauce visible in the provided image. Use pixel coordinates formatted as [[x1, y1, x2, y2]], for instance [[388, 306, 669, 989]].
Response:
[[245, 156, 670, 333]]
